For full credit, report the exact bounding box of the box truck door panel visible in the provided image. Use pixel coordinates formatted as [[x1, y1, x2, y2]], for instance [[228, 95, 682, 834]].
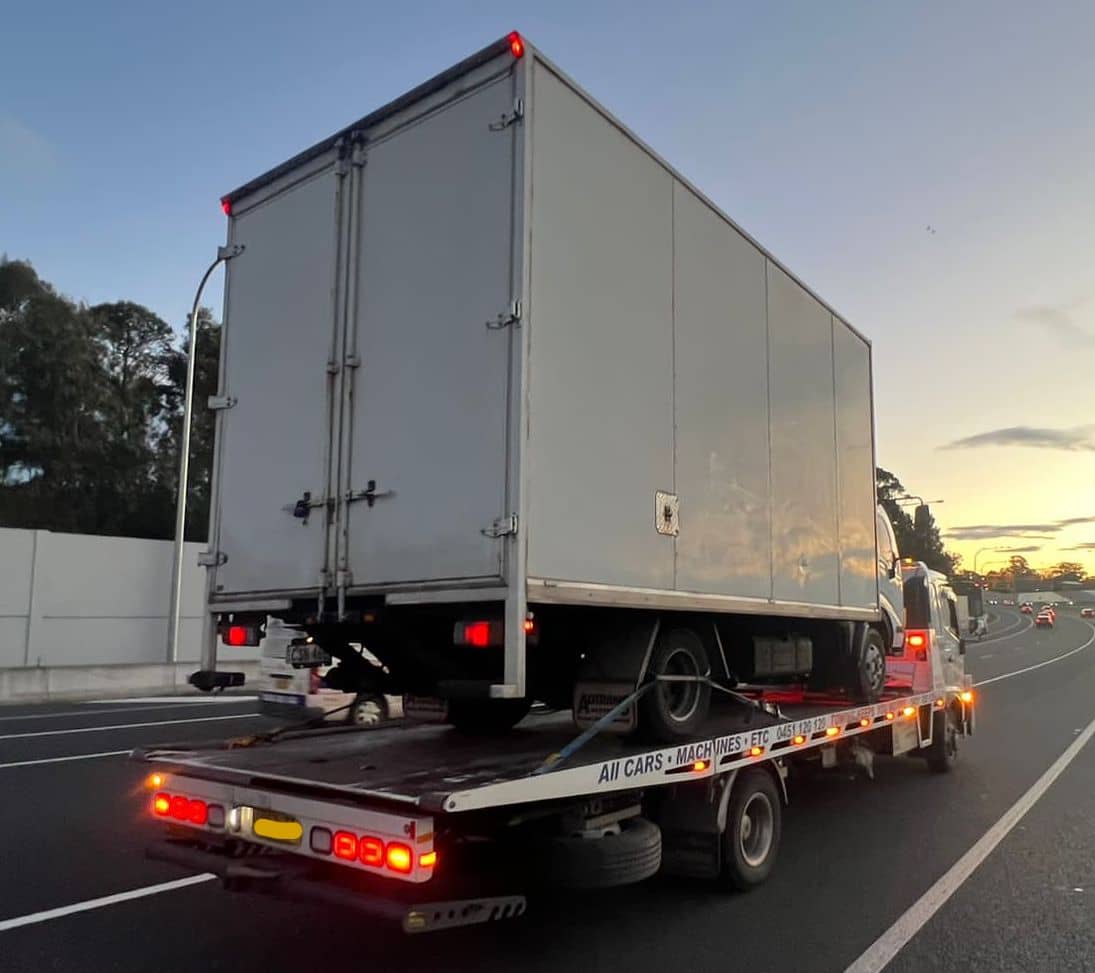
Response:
[[343, 79, 516, 586], [214, 168, 339, 595], [767, 265, 840, 606], [672, 182, 771, 599], [832, 323, 877, 609]]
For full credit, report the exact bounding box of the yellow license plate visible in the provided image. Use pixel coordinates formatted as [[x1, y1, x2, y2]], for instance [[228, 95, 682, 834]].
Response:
[[253, 815, 303, 843]]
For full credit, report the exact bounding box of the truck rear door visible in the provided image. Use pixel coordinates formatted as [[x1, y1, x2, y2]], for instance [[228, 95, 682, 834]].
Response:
[[212, 161, 341, 597], [339, 77, 519, 587]]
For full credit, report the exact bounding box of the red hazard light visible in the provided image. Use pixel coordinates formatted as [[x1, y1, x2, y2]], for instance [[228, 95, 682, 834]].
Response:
[[225, 625, 248, 647], [508, 31, 524, 59], [220, 197, 232, 216], [463, 621, 491, 648]]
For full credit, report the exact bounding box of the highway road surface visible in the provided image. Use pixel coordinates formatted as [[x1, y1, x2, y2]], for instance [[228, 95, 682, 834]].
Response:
[[2, 608, 1094, 972]]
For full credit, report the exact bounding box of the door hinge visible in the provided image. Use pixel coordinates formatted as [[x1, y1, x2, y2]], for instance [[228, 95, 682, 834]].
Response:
[[486, 300, 522, 330], [344, 353, 361, 368], [197, 550, 228, 567], [488, 98, 524, 131], [347, 479, 395, 508], [207, 395, 237, 410], [483, 514, 518, 538]]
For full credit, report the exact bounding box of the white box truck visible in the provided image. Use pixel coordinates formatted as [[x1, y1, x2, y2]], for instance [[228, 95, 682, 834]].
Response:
[[144, 34, 973, 932], [195, 31, 904, 741]]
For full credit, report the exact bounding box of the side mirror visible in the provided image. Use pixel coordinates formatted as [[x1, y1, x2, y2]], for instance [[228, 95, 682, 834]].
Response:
[[958, 638, 967, 656]]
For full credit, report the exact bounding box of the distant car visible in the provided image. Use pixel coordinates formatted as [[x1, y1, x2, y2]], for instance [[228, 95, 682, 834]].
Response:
[[987, 599, 998, 606], [1020, 604, 1033, 614], [1034, 612, 1054, 628], [1081, 608, 1095, 618], [1003, 599, 1015, 606]]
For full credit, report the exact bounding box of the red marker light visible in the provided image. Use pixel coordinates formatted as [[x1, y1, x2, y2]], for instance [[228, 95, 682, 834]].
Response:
[[463, 621, 491, 648], [225, 625, 248, 647], [333, 831, 358, 861], [508, 31, 524, 59], [220, 197, 232, 216]]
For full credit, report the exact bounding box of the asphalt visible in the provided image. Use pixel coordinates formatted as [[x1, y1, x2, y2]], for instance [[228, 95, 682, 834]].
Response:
[[2, 610, 1093, 973]]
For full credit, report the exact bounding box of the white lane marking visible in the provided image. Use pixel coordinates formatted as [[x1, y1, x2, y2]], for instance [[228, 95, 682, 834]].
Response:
[[84, 696, 258, 705], [844, 714, 1095, 973], [0, 701, 257, 723], [0, 713, 256, 741], [0, 750, 130, 770], [0, 874, 216, 932], [978, 616, 1033, 645], [975, 623, 1095, 687]]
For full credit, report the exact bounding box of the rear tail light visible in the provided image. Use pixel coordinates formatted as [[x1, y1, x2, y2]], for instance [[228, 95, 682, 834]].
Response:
[[187, 799, 209, 826], [333, 832, 358, 861], [152, 793, 171, 816], [359, 837, 384, 867], [152, 792, 212, 827], [419, 851, 438, 869], [221, 197, 232, 216], [386, 843, 413, 874], [454, 620, 502, 648], [508, 31, 524, 59], [223, 624, 260, 647], [905, 629, 929, 661]]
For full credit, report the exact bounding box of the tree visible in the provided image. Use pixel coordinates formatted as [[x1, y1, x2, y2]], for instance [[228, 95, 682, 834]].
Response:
[[875, 467, 957, 575], [0, 259, 107, 531]]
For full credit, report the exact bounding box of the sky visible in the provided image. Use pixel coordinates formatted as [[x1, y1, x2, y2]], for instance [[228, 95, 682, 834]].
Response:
[[3, 0, 1094, 573]]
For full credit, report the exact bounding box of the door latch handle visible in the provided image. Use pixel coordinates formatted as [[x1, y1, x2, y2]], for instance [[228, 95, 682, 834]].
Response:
[[349, 480, 395, 508]]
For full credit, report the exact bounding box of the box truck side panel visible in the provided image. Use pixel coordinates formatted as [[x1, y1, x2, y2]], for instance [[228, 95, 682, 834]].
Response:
[[525, 64, 674, 590], [343, 77, 519, 586], [833, 320, 877, 609], [766, 264, 840, 606], [672, 181, 772, 599], [213, 166, 338, 596]]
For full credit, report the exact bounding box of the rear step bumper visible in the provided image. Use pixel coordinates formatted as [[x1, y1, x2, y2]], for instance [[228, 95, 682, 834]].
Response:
[[147, 840, 526, 933]]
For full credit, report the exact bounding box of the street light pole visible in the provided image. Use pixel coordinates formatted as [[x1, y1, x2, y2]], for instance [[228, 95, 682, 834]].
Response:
[[166, 245, 244, 665]]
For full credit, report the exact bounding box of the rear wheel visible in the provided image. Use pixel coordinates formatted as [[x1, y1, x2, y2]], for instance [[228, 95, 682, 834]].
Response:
[[721, 768, 782, 890], [925, 707, 959, 773], [347, 693, 387, 727], [447, 698, 532, 734], [639, 628, 711, 741], [851, 628, 887, 703]]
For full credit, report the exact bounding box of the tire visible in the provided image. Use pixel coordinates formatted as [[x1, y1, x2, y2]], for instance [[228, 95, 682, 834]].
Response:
[[639, 627, 711, 741], [850, 628, 887, 703], [447, 698, 532, 734], [347, 693, 388, 727], [721, 768, 782, 891], [925, 707, 959, 773], [534, 817, 662, 889]]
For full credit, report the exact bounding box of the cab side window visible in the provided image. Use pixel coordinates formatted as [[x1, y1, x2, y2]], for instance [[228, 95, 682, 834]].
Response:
[[877, 512, 895, 575], [945, 596, 960, 636]]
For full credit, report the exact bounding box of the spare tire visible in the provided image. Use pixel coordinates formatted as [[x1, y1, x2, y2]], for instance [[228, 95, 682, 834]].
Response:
[[533, 817, 662, 889]]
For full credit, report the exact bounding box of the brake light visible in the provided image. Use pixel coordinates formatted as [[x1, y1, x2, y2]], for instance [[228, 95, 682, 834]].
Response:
[[386, 843, 413, 874], [333, 832, 358, 861], [170, 795, 189, 820], [187, 799, 209, 826], [221, 197, 232, 216], [508, 31, 524, 59], [359, 837, 384, 867], [226, 625, 249, 647], [464, 621, 491, 648], [905, 629, 929, 661]]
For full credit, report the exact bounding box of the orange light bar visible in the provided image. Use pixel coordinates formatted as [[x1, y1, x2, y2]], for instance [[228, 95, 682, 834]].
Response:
[[885, 712, 895, 721], [934, 698, 945, 709], [749, 746, 763, 757], [902, 706, 916, 718], [419, 851, 438, 868], [792, 734, 807, 745], [508, 31, 525, 59], [386, 843, 413, 874], [960, 690, 974, 703], [692, 760, 709, 772], [825, 726, 840, 737], [859, 718, 871, 728], [145, 772, 166, 790]]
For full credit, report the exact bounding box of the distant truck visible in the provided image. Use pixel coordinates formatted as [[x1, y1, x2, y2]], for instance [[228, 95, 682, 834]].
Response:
[[194, 31, 904, 741]]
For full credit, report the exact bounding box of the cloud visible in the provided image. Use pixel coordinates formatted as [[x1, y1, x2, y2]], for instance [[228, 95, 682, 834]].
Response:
[[1015, 303, 1095, 346], [944, 523, 1059, 541], [993, 545, 1043, 554], [939, 425, 1095, 451], [1062, 543, 1095, 551], [0, 114, 58, 184], [1056, 515, 1095, 526]]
